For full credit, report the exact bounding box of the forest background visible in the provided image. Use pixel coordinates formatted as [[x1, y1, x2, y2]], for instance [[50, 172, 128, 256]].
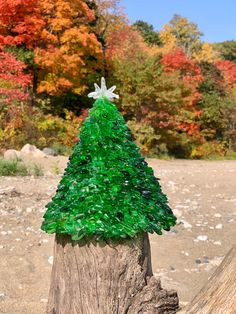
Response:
[[0, 0, 236, 159]]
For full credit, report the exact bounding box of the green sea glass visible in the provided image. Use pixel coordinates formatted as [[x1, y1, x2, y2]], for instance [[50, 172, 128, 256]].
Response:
[[41, 97, 176, 240]]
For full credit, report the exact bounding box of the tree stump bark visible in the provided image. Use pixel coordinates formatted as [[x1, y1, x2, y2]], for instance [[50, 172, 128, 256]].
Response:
[[46, 233, 179, 314], [182, 245, 236, 314]]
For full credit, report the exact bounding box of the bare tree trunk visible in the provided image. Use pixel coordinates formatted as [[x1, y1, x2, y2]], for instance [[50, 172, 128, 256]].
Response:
[[182, 245, 236, 314], [46, 233, 179, 314]]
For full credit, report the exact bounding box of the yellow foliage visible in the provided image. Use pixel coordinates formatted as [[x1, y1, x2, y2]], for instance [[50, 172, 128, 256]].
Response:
[[159, 15, 203, 57], [159, 24, 177, 53], [193, 42, 218, 63]]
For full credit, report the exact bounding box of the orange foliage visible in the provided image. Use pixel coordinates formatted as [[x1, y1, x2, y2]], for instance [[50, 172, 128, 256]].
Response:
[[161, 48, 203, 85], [35, 0, 102, 95], [215, 60, 236, 87], [161, 49, 203, 106], [0, 0, 45, 48], [161, 49, 204, 137], [0, 0, 102, 96], [106, 24, 153, 60]]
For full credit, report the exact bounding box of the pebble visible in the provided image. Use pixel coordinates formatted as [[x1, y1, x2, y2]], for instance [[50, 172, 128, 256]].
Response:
[[184, 268, 199, 273], [0, 245, 4, 249], [168, 181, 176, 186], [173, 208, 182, 218], [214, 213, 221, 218], [169, 229, 178, 235], [40, 298, 48, 303], [182, 188, 190, 193], [213, 241, 222, 245], [197, 235, 208, 241], [215, 224, 223, 229], [26, 208, 32, 213], [181, 220, 192, 229], [202, 256, 209, 263], [48, 256, 54, 265], [181, 251, 189, 256], [0, 292, 6, 300]]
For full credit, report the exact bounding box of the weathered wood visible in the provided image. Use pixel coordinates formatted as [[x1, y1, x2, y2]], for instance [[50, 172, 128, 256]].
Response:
[[182, 245, 236, 314], [46, 233, 179, 314]]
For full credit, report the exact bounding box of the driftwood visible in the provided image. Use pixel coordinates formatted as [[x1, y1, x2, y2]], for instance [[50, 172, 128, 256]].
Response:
[[182, 245, 236, 314], [46, 233, 179, 314]]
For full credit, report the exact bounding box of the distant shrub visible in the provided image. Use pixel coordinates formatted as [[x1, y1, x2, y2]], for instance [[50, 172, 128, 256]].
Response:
[[0, 158, 43, 176], [50, 143, 72, 156], [191, 141, 226, 159], [0, 158, 28, 176], [0, 106, 87, 151], [31, 163, 44, 176], [127, 120, 161, 155]]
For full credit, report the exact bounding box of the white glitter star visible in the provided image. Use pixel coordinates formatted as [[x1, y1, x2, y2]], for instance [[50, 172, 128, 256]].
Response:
[[88, 77, 119, 100]]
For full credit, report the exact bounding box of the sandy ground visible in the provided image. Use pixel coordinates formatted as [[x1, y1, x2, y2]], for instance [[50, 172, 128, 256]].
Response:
[[0, 157, 236, 313]]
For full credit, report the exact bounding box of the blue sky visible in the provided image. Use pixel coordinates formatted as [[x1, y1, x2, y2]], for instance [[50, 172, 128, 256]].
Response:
[[120, 0, 236, 43]]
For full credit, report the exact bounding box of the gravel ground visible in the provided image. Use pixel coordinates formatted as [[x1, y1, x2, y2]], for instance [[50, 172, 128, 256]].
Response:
[[0, 157, 235, 313]]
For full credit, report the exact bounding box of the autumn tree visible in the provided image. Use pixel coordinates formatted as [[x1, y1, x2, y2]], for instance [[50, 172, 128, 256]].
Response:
[[215, 60, 236, 87], [109, 28, 204, 157], [160, 15, 203, 57], [196, 59, 236, 155], [0, 52, 31, 105], [106, 24, 149, 60], [0, 0, 45, 48], [35, 0, 102, 97], [159, 24, 177, 53], [215, 40, 236, 64], [0, 52, 32, 146], [198, 61, 225, 95], [92, 0, 127, 76], [193, 42, 217, 63], [0, 0, 103, 112], [133, 20, 161, 46], [161, 48, 203, 106], [94, 0, 127, 45], [0, 0, 44, 104]]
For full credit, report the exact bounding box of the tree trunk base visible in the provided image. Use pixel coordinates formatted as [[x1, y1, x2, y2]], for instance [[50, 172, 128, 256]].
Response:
[[46, 233, 179, 314]]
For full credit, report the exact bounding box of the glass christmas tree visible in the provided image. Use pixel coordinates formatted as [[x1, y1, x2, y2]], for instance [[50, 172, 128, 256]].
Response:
[[41, 78, 176, 241]]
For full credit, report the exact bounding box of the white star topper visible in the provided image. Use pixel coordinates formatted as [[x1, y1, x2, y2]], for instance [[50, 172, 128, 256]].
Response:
[[88, 77, 119, 100]]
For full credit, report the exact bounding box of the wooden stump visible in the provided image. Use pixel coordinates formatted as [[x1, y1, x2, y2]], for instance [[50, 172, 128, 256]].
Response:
[[182, 245, 236, 314], [46, 233, 179, 314]]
